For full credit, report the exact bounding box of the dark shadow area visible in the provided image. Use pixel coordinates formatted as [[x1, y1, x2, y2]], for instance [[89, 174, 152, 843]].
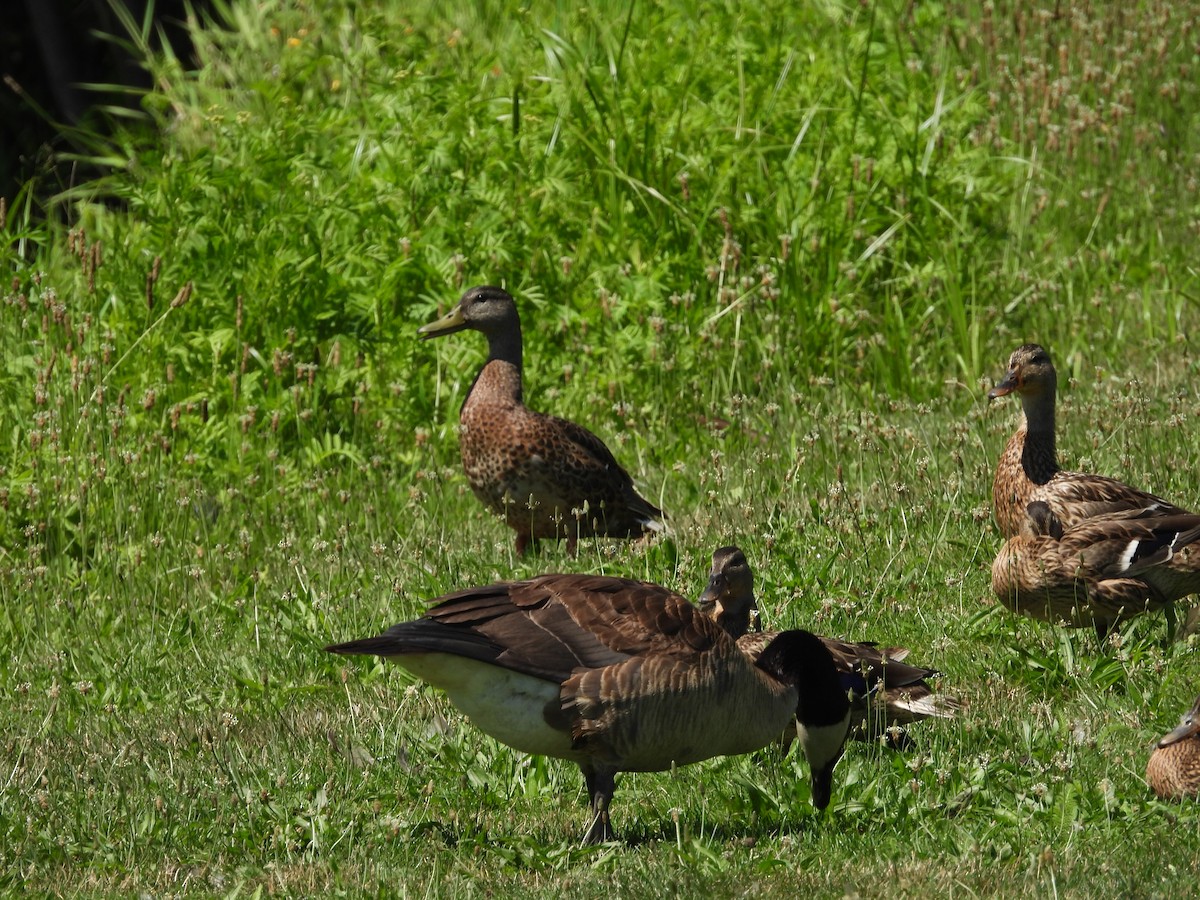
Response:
[[2, 0, 211, 208]]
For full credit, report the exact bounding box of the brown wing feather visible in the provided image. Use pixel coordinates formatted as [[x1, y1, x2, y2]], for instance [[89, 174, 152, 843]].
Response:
[[1048, 512, 1200, 579], [549, 575, 714, 655], [561, 656, 651, 747], [543, 413, 665, 520], [818, 637, 938, 689], [1084, 578, 1169, 618], [544, 414, 638, 481], [1036, 474, 1184, 522], [330, 575, 717, 686]]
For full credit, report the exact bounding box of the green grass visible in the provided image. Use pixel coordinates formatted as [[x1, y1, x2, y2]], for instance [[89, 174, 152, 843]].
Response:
[[4, 0, 1200, 895]]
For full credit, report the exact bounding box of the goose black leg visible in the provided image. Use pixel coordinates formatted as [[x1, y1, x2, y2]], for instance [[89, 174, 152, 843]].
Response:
[[580, 767, 617, 844]]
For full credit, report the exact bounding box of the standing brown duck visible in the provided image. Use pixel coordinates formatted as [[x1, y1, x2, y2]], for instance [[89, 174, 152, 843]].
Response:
[[419, 286, 665, 556], [992, 500, 1200, 639], [696, 546, 959, 744], [326, 571, 851, 843], [1147, 694, 1200, 800], [988, 343, 1189, 540]]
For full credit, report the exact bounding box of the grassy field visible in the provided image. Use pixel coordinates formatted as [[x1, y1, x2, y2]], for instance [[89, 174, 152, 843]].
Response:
[[4, 0, 1200, 895]]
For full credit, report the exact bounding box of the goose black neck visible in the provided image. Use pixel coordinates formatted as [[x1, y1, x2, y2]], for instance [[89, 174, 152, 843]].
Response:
[[757, 629, 850, 727]]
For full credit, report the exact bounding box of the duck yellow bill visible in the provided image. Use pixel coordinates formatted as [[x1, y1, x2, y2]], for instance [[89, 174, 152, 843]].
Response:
[[418, 305, 467, 339], [987, 371, 1019, 401], [1158, 717, 1200, 748]]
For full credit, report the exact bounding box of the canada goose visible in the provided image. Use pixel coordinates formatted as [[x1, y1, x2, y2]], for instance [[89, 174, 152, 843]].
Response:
[[326, 572, 851, 843], [418, 286, 665, 556], [988, 343, 1189, 540], [1147, 694, 1200, 800], [697, 546, 959, 745], [991, 500, 1200, 639]]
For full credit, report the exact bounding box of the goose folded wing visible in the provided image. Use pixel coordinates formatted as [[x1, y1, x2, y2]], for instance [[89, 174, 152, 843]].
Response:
[[558, 576, 713, 651], [328, 581, 620, 683], [333, 576, 714, 684]]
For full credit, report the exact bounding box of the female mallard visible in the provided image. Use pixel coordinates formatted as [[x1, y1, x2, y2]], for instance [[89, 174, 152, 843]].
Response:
[[326, 571, 850, 844], [991, 500, 1200, 638], [419, 286, 665, 556], [988, 343, 1189, 540], [1147, 694, 1200, 800], [696, 546, 959, 745]]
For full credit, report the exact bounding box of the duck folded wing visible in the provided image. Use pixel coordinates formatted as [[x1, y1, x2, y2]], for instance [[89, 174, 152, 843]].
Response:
[[547, 414, 638, 479], [1118, 517, 1200, 576], [1046, 511, 1200, 581], [1032, 479, 1183, 526], [821, 637, 942, 690]]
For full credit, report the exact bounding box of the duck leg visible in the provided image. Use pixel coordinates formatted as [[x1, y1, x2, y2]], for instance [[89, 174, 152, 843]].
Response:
[[580, 767, 617, 844], [1164, 601, 1179, 646]]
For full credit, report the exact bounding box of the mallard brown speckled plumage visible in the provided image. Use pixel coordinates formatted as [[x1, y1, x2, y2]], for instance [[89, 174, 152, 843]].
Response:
[[988, 343, 1190, 540], [327, 572, 849, 843], [696, 546, 959, 745], [419, 286, 665, 556], [1147, 694, 1200, 800], [992, 501, 1200, 638]]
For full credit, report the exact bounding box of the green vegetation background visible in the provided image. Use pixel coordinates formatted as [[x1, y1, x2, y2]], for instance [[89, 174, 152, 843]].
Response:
[[3, 0, 1200, 895]]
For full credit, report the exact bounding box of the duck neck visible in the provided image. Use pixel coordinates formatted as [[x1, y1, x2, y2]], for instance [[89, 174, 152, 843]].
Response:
[[486, 324, 523, 373], [466, 327, 524, 409], [1019, 388, 1059, 482]]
